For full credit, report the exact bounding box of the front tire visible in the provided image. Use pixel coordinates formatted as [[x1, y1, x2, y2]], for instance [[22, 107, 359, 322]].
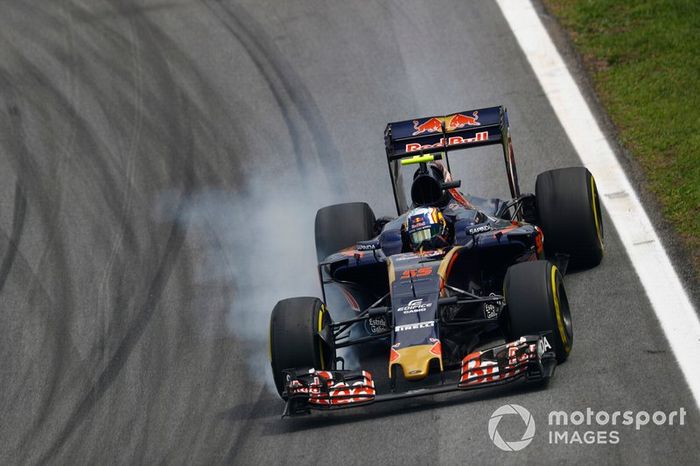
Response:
[[504, 260, 572, 363], [269, 297, 334, 398], [536, 167, 604, 269]]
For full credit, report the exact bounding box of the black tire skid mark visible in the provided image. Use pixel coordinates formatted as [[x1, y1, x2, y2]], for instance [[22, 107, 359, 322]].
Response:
[[67, 1, 248, 195], [103, 9, 323, 461], [204, 0, 348, 192], [35, 193, 192, 465], [199, 2, 397, 460], [202, 1, 307, 176], [192, 193, 287, 464], [15, 7, 149, 233], [175, 213, 246, 465], [0, 14, 167, 454], [29, 0, 220, 461], [2, 56, 143, 272], [204, 5, 447, 463], [0, 62, 90, 462], [0, 231, 74, 432], [0, 0, 143, 261], [0, 183, 30, 426], [101, 12, 258, 466], [124, 12, 292, 462], [115, 51, 266, 466], [0, 98, 63, 413], [0, 0, 190, 461], [3, 0, 329, 463], [37, 2, 259, 462], [223, 386, 270, 465], [196, 4, 356, 456], [0, 183, 27, 294]]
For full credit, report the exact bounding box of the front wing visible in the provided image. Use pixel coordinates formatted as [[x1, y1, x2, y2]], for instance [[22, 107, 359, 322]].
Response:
[[281, 335, 555, 416]]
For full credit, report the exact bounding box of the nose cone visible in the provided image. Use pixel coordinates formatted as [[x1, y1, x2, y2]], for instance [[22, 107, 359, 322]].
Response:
[[389, 343, 443, 381]]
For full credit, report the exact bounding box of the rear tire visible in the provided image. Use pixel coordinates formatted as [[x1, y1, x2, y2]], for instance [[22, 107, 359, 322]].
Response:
[[315, 202, 376, 261], [536, 167, 604, 269], [504, 260, 572, 363], [269, 297, 334, 398]]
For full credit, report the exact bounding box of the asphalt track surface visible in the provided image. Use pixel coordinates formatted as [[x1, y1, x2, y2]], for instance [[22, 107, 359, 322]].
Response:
[[1, 1, 698, 464]]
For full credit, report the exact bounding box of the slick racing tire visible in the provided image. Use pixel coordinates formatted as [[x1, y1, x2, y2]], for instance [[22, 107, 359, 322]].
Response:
[[535, 167, 604, 269], [504, 260, 572, 363], [269, 297, 334, 398], [315, 202, 376, 261]]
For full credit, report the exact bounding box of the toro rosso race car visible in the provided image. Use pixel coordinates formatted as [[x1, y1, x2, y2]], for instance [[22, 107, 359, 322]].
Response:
[[269, 106, 604, 416]]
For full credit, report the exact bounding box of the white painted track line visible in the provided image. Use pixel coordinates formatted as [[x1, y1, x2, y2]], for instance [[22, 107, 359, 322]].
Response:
[[497, 0, 700, 410]]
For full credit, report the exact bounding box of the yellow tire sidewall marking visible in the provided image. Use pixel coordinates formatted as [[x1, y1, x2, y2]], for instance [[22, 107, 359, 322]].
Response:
[[551, 265, 570, 353], [590, 176, 603, 248], [318, 304, 326, 370]]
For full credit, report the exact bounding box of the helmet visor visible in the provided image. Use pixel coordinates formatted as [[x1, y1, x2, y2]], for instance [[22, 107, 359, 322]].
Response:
[[409, 224, 443, 248]]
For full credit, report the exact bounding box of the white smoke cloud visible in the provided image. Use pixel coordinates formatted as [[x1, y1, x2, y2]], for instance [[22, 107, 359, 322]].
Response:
[[156, 175, 361, 392]]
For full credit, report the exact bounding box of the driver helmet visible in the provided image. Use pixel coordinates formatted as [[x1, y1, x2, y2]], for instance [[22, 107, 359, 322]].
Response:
[[405, 207, 448, 251]]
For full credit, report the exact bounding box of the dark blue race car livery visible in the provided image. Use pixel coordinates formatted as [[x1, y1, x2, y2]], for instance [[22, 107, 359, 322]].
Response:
[[269, 105, 604, 416]]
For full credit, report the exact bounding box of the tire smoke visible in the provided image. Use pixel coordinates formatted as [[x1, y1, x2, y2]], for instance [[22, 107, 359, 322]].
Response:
[[156, 179, 350, 392]]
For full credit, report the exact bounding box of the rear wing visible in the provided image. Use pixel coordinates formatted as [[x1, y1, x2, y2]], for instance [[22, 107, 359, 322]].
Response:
[[384, 105, 520, 213]]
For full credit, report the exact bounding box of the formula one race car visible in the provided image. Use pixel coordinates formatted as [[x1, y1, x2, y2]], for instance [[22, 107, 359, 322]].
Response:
[[269, 106, 604, 416]]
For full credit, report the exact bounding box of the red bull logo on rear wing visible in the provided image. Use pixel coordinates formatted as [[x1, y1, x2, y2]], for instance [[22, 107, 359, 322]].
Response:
[[385, 106, 506, 160], [404, 131, 490, 154], [384, 105, 521, 214]]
